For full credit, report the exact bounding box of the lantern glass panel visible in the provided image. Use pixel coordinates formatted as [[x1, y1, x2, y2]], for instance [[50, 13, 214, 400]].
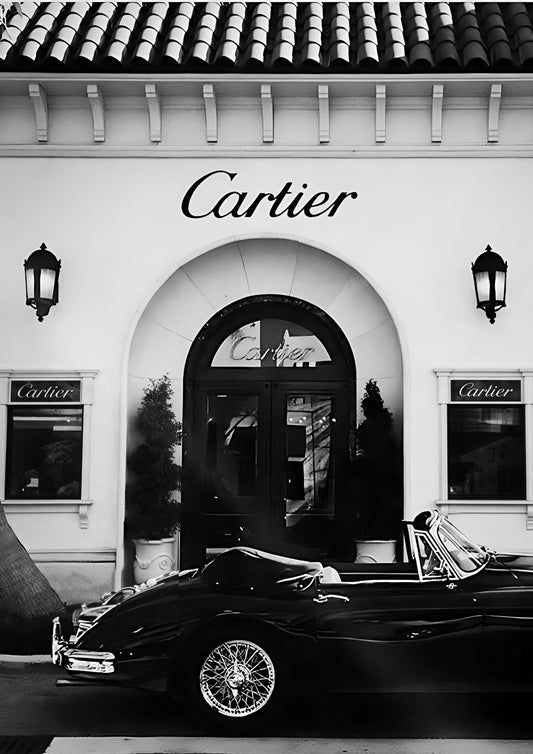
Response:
[[25, 268, 35, 300], [494, 270, 506, 302], [474, 270, 490, 304], [40, 268, 56, 300]]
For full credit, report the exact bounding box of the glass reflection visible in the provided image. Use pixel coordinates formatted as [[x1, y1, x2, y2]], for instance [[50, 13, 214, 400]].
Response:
[[212, 320, 332, 368], [448, 405, 525, 499], [206, 394, 258, 504], [285, 395, 334, 533]]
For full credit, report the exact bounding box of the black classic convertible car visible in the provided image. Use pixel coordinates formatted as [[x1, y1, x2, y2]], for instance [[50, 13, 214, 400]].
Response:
[[52, 510, 533, 728]]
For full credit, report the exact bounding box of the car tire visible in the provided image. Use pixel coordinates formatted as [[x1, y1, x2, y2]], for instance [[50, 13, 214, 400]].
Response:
[[185, 630, 284, 729]]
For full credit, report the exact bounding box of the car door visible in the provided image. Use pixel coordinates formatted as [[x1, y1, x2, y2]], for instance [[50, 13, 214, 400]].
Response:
[[313, 577, 484, 692], [474, 560, 533, 691]]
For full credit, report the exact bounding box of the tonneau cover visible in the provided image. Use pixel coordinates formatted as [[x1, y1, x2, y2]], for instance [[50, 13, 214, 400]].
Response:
[[201, 547, 322, 595]]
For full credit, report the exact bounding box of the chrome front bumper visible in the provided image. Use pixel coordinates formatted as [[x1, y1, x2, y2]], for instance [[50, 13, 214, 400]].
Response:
[[52, 616, 115, 674]]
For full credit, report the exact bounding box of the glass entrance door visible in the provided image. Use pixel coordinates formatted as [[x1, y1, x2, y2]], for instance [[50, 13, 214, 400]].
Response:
[[189, 383, 346, 562], [182, 296, 356, 566]]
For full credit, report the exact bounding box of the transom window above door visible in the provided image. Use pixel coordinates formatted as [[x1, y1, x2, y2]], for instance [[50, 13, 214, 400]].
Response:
[[212, 319, 332, 368]]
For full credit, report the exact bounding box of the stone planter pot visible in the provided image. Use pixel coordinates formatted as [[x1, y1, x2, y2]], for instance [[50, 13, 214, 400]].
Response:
[[354, 539, 396, 563], [133, 537, 176, 584]]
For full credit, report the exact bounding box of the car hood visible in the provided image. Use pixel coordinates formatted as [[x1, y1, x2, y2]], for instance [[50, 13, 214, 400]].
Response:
[[72, 568, 200, 635], [491, 552, 533, 573]]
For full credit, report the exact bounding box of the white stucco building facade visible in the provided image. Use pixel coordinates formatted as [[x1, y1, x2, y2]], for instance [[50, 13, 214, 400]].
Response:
[[1, 2, 533, 602]]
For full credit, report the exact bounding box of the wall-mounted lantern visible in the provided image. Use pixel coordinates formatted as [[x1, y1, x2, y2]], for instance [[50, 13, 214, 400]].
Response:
[[471, 245, 507, 324], [24, 242, 61, 322]]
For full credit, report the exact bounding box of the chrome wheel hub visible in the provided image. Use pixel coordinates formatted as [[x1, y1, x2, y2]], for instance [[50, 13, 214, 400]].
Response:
[[225, 664, 250, 689], [199, 639, 276, 718]]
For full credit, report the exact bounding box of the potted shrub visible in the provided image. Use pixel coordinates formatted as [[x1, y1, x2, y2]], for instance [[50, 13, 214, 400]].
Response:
[[351, 379, 403, 562], [126, 375, 182, 583]]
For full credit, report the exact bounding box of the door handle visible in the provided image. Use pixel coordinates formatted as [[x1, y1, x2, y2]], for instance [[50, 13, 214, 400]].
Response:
[[314, 593, 350, 603]]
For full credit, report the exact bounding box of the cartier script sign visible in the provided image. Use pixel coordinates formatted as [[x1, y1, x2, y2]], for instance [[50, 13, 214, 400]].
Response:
[[181, 170, 358, 219], [11, 380, 81, 403], [451, 379, 521, 402]]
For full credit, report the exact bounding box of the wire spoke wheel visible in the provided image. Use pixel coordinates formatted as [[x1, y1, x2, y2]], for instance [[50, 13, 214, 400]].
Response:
[[199, 639, 276, 718]]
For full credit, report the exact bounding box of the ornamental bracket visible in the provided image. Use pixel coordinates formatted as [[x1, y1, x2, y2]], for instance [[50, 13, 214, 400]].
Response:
[[375, 84, 386, 143], [87, 84, 105, 142], [318, 84, 330, 144], [29, 83, 48, 143], [431, 84, 443, 143], [203, 84, 217, 143], [261, 84, 274, 143], [488, 84, 502, 144], [145, 83, 161, 143]]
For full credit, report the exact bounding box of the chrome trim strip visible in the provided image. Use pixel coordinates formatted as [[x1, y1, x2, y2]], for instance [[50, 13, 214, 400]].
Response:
[[65, 650, 115, 661], [339, 579, 431, 587]]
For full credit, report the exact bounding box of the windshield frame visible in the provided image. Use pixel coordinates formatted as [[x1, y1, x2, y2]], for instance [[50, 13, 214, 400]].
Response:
[[410, 511, 489, 582]]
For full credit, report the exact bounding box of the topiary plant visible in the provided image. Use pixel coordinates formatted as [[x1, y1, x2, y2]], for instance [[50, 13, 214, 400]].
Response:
[[352, 379, 403, 541], [126, 375, 182, 540]]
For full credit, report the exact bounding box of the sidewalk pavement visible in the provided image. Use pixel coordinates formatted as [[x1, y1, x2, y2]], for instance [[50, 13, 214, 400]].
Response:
[[0, 653, 50, 664], [42, 737, 533, 754]]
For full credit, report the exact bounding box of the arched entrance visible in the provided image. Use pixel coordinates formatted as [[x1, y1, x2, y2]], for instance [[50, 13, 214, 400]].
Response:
[[126, 236, 404, 578], [182, 295, 356, 565]]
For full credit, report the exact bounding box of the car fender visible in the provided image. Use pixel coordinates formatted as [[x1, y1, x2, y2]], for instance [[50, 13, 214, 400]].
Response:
[[167, 611, 315, 695]]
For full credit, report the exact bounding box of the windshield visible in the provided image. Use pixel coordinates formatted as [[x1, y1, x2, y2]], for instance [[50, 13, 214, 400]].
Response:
[[437, 518, 488, 573]]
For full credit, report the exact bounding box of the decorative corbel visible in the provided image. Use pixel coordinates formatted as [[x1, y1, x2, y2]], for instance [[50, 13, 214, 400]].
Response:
[[79, 502, 90, 529], [487, 84, 502, 144], [260, 84, 273, 143], [432, 84, 443, 143], [145, 84, 162, 143], [87, 84, 105, 142], [203, 84, 217, 143], [29, 83, 48, 143], [375, 84, 386, 143], [527, 504, 533, 531], [318, 84, 330, 144]]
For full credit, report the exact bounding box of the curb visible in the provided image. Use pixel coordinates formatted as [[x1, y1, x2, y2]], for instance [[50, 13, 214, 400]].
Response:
[[0, 654, 50, 665], [42, 738, 533, 754]]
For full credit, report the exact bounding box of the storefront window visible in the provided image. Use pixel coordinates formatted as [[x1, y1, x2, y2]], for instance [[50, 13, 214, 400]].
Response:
[[447, 405, 525, 499], [6, 406, 83, 499], [212, 319, 332, 368]]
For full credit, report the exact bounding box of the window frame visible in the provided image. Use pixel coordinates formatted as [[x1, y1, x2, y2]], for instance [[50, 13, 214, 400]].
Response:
[[0, 370, 97, 528], [435, 369, 533, 529]]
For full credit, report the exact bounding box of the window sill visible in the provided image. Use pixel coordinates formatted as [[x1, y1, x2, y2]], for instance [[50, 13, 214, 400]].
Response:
[[435, 499, 533, 530], [2, 499, 93, 528]]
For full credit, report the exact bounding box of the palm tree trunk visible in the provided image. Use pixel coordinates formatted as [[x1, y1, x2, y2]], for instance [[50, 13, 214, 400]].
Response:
[[0, 503, 64, 627]]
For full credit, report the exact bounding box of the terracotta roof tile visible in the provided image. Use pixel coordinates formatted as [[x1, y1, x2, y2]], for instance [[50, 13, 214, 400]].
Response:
[[325, 3, 351, 67], [382, 2, 408, 68], [48, 3, 91, 64], [402, 3, 433, 69], [215, 2, 247, 64], [271, 2, 298, 66], [1, 2, 533, 73], [241, 2, 271, 66], [503, 3, 533, 67], [452, 2, 490, 68], [161, 3, 194, 65], [78, 2, 118, 64]]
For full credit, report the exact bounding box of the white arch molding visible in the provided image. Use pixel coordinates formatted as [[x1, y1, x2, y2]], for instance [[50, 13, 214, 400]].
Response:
[[116, 236, 407, 587]]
